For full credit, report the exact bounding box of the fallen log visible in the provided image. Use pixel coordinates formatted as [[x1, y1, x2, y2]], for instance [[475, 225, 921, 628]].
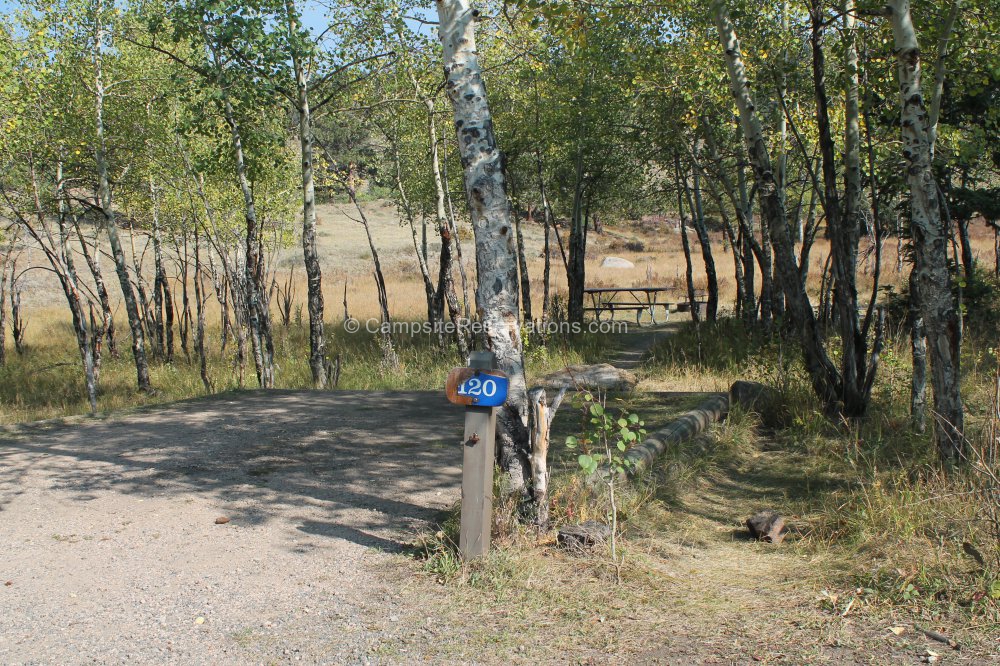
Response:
[[621, 392, 730, 477], [536, 363, 638, 392]]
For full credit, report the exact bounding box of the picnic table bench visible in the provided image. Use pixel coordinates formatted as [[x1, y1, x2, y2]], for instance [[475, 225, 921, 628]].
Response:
[[583, 287, 706, 325]]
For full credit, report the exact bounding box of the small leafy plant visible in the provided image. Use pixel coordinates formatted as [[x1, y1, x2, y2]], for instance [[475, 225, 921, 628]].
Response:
[[566, 391, 646, 576]]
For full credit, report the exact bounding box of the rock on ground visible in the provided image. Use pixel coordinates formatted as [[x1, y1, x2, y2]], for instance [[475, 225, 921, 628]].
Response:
[[600, 256, 635, 269]]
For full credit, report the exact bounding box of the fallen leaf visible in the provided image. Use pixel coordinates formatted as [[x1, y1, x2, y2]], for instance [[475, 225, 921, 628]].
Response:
[[920, 648, 940, 664], [195, 617, 205, 625], [214, 516, 230, 525], [4, 581, 11, 587], [889, 626, 907, 636]]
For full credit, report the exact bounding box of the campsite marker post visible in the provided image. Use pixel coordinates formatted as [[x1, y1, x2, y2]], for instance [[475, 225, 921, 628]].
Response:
[[445, 351, 507, 559]]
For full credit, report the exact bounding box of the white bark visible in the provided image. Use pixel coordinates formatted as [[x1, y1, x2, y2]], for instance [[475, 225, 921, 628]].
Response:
[[713, 0, 840, 407], [288, 2, 328, 389], [888, 0, 964, 461], [93, 13, 151, 392], [437, 0, 531, 492]]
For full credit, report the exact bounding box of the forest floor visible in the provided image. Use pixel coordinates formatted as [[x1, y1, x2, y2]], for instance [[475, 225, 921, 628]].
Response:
[[2, 328, 997, 664]]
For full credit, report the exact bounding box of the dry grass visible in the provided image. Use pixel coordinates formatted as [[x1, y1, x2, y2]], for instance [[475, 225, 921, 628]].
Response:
[[0, 300, 613, 424]]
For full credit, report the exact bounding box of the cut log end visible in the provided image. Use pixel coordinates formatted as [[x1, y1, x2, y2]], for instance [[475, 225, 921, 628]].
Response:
[[746, 510, 787, 544], [556, 521, 611, 552]]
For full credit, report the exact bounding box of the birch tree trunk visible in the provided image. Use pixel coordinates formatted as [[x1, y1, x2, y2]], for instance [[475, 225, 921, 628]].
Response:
[[16, 158, 99, 412], [714, 0, 841, 408], [150, 178, 174, 363], [910, 270, 928, 432], [193, 232, 212, 393], [536, 152, 554, 324], [288, 8, 328, 389], [441, 129, 472, 323], [418, 84, 468, 356], [811, 0, 870, 414], [685, 150, 718, 321], [888, 0, 964, 462], [93, 19, 152, 393], [220, 93, 274, 389], [388, 136, 438, 324], [344, 181, 398, 369], [437, 0, 532, 494], [73, 218, 117, 360], [0, 236, 14, 367], [567, 147, 587, 324], [506, 172, 533, 324], [700, 167, 748, 321], [675, 156, 700, 322]]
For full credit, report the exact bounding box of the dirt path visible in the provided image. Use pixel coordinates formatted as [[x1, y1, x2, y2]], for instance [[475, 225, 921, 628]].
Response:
[[603, 323, 680, 371], [0, 391, 466, 664]]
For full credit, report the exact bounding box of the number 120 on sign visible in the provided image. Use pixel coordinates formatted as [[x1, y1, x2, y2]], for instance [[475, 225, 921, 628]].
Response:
[[456, 372, 509, 407]]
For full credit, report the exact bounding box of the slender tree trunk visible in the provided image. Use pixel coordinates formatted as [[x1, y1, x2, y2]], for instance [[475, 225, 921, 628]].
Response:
[[288, 3, 328, 389], [150, 178, 175, 363], [715, 0, 841, 408], [536, 153, 554, 325], [93, 23, 151, 393], [675, 156, 700, 322], [737, 161, 767, 322], [193, 232, 212, 392], [701, 169, 748, 322], [73, 218, 117, 362], [46, 160, 99, 410], [685, 149, 718, 321], [345, 181, 397, 368], [812, 0, 869, 414], [888, 0, 964, 462], [175, 232, 191, 362], [0, 237, 12, 367], [418, 86, 468, 356], [389, 137, 438, 324], [910, 270, 927, 432], [441, 128, 472, 323], [567, 146, 587, 324], [928, 1, 962, 153], [957, 217, 975, 278], [220, 94, 274, 389], [438, 0, 531, 494], [507, 172, 533, 323]]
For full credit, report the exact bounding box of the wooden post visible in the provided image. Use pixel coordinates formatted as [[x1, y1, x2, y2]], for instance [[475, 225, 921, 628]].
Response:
[[459, 351, 496, 559]]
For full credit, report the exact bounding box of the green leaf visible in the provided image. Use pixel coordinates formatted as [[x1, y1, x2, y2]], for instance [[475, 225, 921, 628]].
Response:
[[578, 453, 594, 471], [590, 403, 604, 417]]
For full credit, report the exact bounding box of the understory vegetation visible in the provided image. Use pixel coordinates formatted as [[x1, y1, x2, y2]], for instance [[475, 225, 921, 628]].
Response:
[[416, 319, 1000, 636]]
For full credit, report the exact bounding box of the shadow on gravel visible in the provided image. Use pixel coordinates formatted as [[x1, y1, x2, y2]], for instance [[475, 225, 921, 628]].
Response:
[[0, 390, 464, 551]]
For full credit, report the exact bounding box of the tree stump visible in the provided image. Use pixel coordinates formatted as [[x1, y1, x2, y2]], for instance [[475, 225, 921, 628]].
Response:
[[557, 521, 612, 552], [746, 510, 787, 543], [729, 380, 785, 426]]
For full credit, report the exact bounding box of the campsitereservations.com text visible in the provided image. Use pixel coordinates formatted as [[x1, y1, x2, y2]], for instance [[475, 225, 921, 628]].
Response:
[[342, 318, 629, 337]]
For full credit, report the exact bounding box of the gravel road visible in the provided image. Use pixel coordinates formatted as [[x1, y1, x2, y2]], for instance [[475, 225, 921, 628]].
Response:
[[0, 390, 465, 665]]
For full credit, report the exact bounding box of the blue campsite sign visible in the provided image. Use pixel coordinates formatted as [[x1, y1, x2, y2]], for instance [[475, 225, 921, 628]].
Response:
[[455, 371, 508, 407]]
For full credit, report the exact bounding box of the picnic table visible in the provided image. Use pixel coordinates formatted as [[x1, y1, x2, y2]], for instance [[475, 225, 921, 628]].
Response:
[[583, 286, 706, 325]]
